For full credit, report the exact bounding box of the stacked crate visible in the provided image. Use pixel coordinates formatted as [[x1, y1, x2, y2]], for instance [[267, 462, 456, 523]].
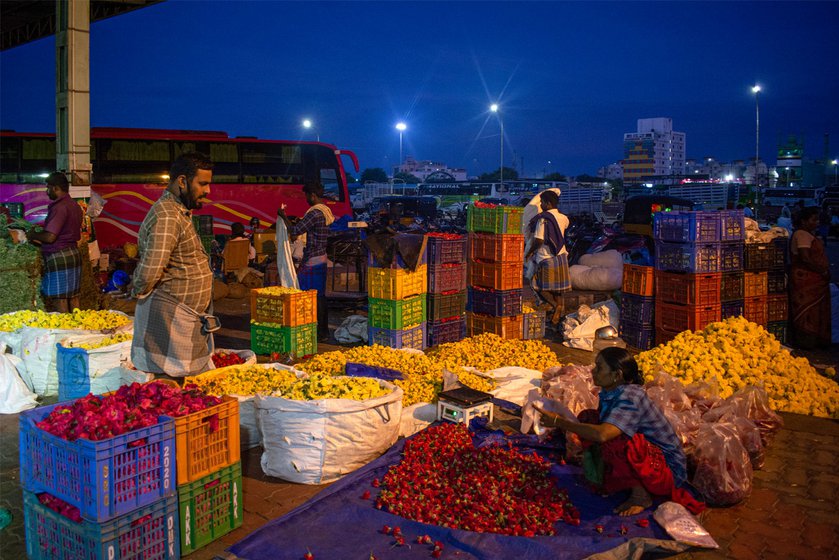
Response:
[[367, 245, 429, 350], [653, 210, 745, 344], [192, 214, 215, 255], [250, 288, 319, 358], [426, 234, 468, 346], [744, 236, 789, 343], [619, 264, 656, 350], [465, 204, 525, 339]]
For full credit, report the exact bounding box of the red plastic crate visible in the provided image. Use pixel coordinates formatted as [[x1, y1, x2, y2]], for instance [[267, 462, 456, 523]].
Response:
[[428, 263, 467, 294], [767, 294, 788, 323], [654, 271, 721, 306], [743, 271, 768, 297], [743, 295, 768, 326], [721, 272, 744, 302], [468, 233, 525, 263], [655, 326, 680, 345], [655, 301, 721, 333], [466, 312, 523, 339], [468, 260, 523, 290], [622, 264, 655, 296], [426, 234, 467, 265]]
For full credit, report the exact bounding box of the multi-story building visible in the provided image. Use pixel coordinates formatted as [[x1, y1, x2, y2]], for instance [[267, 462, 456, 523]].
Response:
[[621, 118, 686, 185], [597, 162, 623, 180], [393, 155, 468, 182]]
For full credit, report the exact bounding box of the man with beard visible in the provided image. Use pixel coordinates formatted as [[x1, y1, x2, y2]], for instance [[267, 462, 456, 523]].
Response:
[[28, 171, 83, 312], [131, 152, 217, 377]]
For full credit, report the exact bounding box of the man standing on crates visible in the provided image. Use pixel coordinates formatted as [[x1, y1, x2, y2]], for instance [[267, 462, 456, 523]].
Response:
[[131, 152, 219, 376], [524, 190, 572, 326]]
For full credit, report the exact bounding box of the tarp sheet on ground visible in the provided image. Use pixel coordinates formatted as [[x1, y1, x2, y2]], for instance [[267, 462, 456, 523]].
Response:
[[228, 420, 688, 560]]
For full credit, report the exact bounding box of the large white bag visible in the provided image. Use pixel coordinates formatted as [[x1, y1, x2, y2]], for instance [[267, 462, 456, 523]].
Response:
[[0, 343, 38, 413], [562, 299, 620, 351], [578, 250, 623, 269], [483, 366, 543, 406], [570, 264, 623, 291], [398, 402, 437, 438], [56, 332, 134, 399], [257, 379, 403, 484]]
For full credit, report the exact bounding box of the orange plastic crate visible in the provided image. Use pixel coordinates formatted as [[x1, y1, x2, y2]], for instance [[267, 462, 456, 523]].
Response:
[[767, 294, 788, 323], [367, 265, 428, 300], [466, 312, 523, 339], [468, 233, 524, 263], [655, 301, 721, 333], [622, 264, 655, 296], [743, 295, 768, 326], [468, 260, 522, 291], [175, 396, 241, 485], [654, 271, 721, 306], [743, 272, 768, 298], [250, 289, 317, 326]]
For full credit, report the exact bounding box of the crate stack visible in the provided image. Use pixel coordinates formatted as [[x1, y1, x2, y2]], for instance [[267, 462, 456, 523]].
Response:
[[426, 234, 468, 346], [250, 288, 319, 358], [465, 204, 525, 339], [367, 244, 429, 350], [619, 264, 656, 350], [652, 210, 745, 344], [192, 214, 215, 254], [744, 236, 789, 343]]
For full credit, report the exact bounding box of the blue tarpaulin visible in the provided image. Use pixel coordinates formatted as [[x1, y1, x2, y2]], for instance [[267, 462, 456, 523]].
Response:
[[228, 421, 678, 560]]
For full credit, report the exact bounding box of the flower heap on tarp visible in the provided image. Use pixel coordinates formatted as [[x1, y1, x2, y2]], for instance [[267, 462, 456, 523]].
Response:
[[0, 309, 132, 332], [376, 423, 579, 535]]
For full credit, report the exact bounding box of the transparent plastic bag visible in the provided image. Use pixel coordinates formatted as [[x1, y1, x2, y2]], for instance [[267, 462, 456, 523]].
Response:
[[645, 371, 692, 412], [702, 385, 783, 445], [541, 364, 598, 416], [662, 407, 704, 457], [690, 422, 752, 506], [726, 415, 765, 470], [653, 501, 719, 549]]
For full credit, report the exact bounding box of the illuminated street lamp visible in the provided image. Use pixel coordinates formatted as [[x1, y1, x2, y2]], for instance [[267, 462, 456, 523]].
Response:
[[490, 103, 504, 188], [752, 85, 761, 210], [301, 118, 319, 141], [832, 159, 838, 185], [395, 122, 407, 172]]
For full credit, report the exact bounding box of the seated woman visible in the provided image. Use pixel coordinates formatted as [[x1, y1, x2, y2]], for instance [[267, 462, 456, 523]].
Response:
[[535, 347, 704, 516]]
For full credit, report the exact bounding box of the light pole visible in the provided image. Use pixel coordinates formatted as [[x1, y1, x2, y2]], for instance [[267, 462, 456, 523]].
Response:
[[490, 103, 503, 189], [302, 118, 319, 141], [752, 85, 761, 209], [832, 159, 838, 185], [395, 122, 407, 173]]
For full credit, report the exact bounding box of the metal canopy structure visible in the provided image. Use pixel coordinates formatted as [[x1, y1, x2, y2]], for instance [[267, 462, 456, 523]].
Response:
[[1, 0, 162, 51]]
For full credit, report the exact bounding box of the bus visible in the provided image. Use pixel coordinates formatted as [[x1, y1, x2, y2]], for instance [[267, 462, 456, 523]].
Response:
[[0, 128, 359, 247]]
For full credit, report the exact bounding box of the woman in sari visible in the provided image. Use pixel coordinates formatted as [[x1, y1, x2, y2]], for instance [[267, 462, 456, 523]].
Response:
[[790, 206, 832, 348]]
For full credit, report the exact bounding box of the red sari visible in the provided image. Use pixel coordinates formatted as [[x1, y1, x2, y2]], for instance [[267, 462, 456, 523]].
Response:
[[790, 232, 831, 347]]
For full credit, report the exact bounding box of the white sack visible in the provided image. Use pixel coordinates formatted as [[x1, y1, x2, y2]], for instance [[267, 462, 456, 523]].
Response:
[[257, 378, 403, 484], [483, 366, 543, 406], [275, 220, 300, 289], [562, 299, 620, 351], [578, 249, 623, 269], [57, 332, 135, 397], [398, 402, 438, 438], [0, 343, 38, 413], [570, 264, 623, 291]]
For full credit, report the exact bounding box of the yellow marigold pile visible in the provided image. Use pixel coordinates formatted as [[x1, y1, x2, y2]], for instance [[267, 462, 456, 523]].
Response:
[[0, 309, 131, 332], [637, 316, 839, 418], [65, 332, 133, 350], [428, 333, 562, 373], [255, 286, 301, 295]]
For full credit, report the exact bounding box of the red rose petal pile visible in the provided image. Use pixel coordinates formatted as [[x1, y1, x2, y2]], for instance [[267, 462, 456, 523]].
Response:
[[426, 232, 464, 240], [36, 381, 222, 441], [376, 423, 579, 536], [212, 351, 247, 368], [473, 201, 498, 208]]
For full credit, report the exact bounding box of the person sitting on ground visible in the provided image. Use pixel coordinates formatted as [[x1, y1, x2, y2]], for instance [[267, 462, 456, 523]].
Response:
[[535, 347, 705, 516], [524, 190, 571, 325]]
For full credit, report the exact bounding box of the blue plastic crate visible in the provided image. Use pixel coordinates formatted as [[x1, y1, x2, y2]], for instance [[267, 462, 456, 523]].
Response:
[[427, 317, 467, 347], [619, 293, 655, 325], [721, 299, 744, 320], [56, 342, 134, 402], [20, 403, 176, 523], [467, 287, 522, 317], [654, 211, 720, 243], [368, 322, 427, 350], [619, 320, 656, 350], [24, 491, 179, 560], [654, 241, 720, 273], [719, 210, 746, 241]]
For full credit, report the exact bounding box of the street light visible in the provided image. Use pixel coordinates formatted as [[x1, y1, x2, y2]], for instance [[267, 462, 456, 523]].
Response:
[[490, 103, 503, 189], [832, 159, 838, 185], [301, 118, 319, 141], [395, 122, 407, 173], [752, 85, 761, 205]]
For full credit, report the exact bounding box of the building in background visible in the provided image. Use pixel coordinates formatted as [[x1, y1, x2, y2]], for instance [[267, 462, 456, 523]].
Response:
[[393, 155, 468, 182], [621, 117, 686, 185], [597, 162, 623, 180]]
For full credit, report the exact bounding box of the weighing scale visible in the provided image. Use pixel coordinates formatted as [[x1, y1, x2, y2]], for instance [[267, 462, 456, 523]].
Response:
[[436, 387, 494, 424]]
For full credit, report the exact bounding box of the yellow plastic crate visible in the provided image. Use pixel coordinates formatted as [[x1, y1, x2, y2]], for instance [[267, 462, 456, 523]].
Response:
[[367, 265, 428, 300]]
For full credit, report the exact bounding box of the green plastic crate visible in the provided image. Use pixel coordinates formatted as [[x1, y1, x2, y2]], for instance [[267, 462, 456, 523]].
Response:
[[368, 294, 427, 330], [178, 462, 243, 556], [250, 322, 317, 356], [467, 204, 523, 234]]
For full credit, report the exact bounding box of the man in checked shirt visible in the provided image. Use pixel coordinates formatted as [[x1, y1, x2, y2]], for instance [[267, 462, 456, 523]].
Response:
[[130, 152, 216, 376]]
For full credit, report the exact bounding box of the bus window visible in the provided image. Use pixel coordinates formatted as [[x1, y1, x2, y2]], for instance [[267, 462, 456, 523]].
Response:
[[0, 136, 21, 182], [18, 138, 56, 183], [95, 139, 170, 183], [319, 167, 341, 201], [172, 141, 239, 183], [241, 142, 302, 184]]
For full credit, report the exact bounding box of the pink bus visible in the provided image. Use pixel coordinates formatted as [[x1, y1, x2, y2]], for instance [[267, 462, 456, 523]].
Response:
[[0, 128, 359, 247]]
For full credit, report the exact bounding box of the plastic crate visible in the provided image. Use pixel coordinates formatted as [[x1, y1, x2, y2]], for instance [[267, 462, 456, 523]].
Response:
[[721, 272, 745, 302], [427, 317, 467, 347], [767, 269, 787, 294], [19, 404, 176, 523], [766, 321, 788, 344], [468, 260, 523, 291], [428, 291, 467, 322], [467, 204, 524, 234], [653, 211, 720, 243], [654, 241, 720, 273], [174, 395, 240, 485], [250, 322, 317, 357], [743, 295, 768, 326], [178, 462, 243, 556], [367, 245, 428, 269], [622, 264, 655, 296], [619, 320, 656, 350], [743, 271, 768, 297], [744, 239, 787, 270], [719, 241, 744, 272], [428, 263, 467, 294], [426, 234, 467, 265], [466, 312, 523, 339], [619, 293, 655, 325], [467, 287, 523, 317], [368, 265, 428, 300], [200, 234, 214, 255], [192, 215, 214, 235], [250, 289, 317, 326], [24, 492, 179, 560], [368, 294, 427, 330], [468, 233, 525, 263], [654, 271, 722, 306], [368, 322, 427, 350], [523, 310, 547, 340], [655, 301, 721, 333], [719, 210, 746, 241], [655, 326, 680, 345], [767, 294, 789, 323], [1, 201, 25, 218], [721, 299, 744, 319]]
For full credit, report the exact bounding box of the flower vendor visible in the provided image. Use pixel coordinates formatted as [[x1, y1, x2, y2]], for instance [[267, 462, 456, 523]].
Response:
[[524, 189, 571, 326], [789, 206, 832, 348]]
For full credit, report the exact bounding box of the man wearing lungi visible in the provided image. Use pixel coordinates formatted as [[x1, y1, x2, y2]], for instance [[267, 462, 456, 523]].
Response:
[[524, 190, 571, 325], [277, 181, 334, 341], [130, 153, 216, 376], [29, 172, 83, 312]]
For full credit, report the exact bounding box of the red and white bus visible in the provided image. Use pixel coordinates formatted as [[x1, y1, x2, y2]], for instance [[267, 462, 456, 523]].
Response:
[[0, 128, 359, 247]]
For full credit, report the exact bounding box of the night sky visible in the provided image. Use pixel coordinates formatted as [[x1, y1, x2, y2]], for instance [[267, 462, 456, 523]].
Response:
[[1, 1, 838, 177]]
